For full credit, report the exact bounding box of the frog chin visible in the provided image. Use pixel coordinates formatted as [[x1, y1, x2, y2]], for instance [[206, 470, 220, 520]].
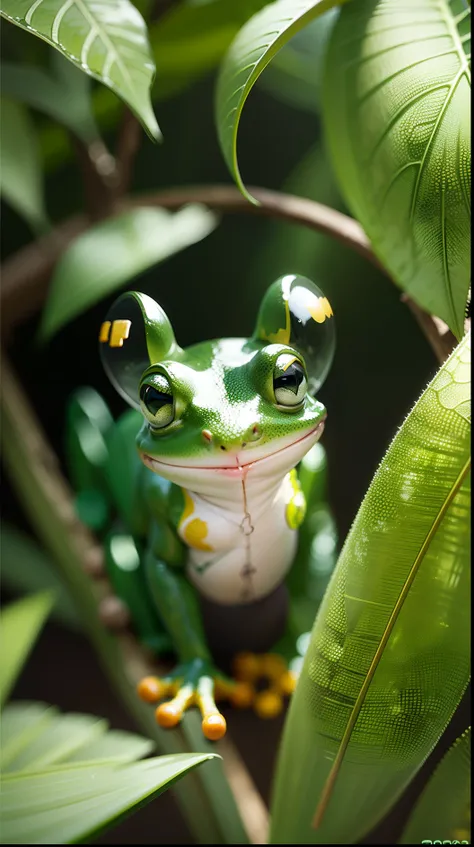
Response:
[[140, 419, 325, 490]]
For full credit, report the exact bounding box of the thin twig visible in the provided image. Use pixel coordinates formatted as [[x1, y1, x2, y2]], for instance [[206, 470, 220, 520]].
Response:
[[114, 109, 142, 198], [70, 137, 118, 221], [0, 184, 379, 334], [0, 353, 268, 845], [401, 294, 457, 364]]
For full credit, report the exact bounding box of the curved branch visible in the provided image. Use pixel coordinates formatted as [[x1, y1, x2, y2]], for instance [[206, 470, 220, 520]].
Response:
[[0, 184, 381, 334]]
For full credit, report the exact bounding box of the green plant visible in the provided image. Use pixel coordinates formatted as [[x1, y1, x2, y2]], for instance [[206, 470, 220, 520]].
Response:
[[0, 593, 216, 844], [0, 0, 470, 844]]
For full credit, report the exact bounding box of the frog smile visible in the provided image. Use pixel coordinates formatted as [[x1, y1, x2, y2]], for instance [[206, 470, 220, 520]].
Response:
[[140, 418, 326, 473]]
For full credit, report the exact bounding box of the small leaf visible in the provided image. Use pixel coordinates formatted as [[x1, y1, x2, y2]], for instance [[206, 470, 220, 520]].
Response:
[[5, 712, 107, 773], [399, 727, 471, 844], [270, 332, 471, 844], [1, 523, 81, 632], [0, 0, 160, 140], [39, 205, 218, 340], [1, 53, 98, 143], [322, 0, 471, 338], [215, 0, 348, 202], [0, 98, 47, 232], [0, 701, 216, 845], [0, 593, 54, 708]]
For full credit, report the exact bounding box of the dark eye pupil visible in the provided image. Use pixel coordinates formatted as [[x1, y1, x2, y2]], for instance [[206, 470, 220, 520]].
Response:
[[140, 384, 171, 414], [274, 363, 305, 395]]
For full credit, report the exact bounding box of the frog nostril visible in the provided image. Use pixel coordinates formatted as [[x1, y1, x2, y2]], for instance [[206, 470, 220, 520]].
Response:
[[202, 429, 213, 443], [220, 445, 227, 451], [247, 424, 261, 443]]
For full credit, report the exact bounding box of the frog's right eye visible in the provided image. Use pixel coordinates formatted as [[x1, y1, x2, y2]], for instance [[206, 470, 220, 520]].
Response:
[[139, 375, 174, 429]]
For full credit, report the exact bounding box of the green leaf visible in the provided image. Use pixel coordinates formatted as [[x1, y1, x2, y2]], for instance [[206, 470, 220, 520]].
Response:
[[1, 523, 82, 632], [0, 98, 47, 232], [399, 727, 471, 844], [1, 52, 98, 143], [215, 0, 348, 202], [322, 0, 471, 339], [39, 204, 218, 340], [0, 0, 160, 140], [0, 593, 54, 708], [257, 9, 339, 114], [0, 701, 216, 845], [270, 332, 471, 844]]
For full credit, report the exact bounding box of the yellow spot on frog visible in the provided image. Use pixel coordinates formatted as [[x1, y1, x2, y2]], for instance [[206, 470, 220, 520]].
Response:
[[179, 489, 214, 552], [99, 321, 111, 343], [183, 519, 214, 552], [285, 469, 306, 530], [109, 319, 131, 347]]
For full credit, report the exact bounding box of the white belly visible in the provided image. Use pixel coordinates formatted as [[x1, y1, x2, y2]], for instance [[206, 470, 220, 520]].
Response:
[[179, 476, 299, 605]]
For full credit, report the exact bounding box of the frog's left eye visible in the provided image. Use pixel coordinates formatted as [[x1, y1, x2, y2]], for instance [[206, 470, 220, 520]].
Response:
[[273, 355, 307, 408], [139, 375, 174, 429]]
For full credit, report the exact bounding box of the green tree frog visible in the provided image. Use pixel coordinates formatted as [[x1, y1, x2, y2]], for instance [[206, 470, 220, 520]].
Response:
[[66, 275, 336, 740]]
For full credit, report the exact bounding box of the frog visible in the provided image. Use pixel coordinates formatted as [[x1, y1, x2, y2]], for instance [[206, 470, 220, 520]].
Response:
[[65, 274, 336, 741]]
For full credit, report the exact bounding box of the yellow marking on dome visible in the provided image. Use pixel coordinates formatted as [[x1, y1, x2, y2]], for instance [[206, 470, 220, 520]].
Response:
[[110, 319, 131, 347], [99, 321, 111, 343], [183, 518, 214, 552], [321, 297, 333, 318], [286, 469, 306, 529], [266, 297, 291, 344], [308, 298, 326, 324]]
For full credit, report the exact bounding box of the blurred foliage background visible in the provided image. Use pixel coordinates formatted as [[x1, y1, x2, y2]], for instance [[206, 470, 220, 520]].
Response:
[[1, 4, 467, 843]]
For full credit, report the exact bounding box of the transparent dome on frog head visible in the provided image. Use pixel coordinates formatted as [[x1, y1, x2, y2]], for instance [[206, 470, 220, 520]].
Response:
[[254, 274, 336, 395]]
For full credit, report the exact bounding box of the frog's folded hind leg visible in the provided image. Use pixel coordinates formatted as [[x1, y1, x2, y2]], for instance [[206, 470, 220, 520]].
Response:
[[103, 527, 172, 656], [65, 387, 114, 533]]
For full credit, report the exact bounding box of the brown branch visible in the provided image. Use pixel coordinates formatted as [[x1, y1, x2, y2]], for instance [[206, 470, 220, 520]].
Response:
[[0, 353, 269, 845], [70, 137, 119, 221], [401, 294, 458, 364], [0, 184, 380, 335], [114, 109, 142, 198]]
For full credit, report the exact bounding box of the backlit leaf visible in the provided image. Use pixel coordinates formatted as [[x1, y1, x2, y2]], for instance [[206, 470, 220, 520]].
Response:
[[0, 701, 216, 844], [215, 0, 348, 202], [399, 727, 471, 844], [39, 205, 218, 340], [0, 593, 54, 709], [0, 98, 47, 233], [270, 332, 471, 844], [0, 0, 160, 140], [323, 0, 471, 338]]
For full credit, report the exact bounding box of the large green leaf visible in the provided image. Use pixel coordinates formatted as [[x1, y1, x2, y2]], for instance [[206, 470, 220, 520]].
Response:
[[0, 594, 54, 709], [0, 0, 160, 140], [323, 0, 471, 339], [39, 204, 218, 340], [1, 51, 98, 143], [215, 0, 348, 202], [0, 701, 216, 844], [270, 332, 471, 844], [399, 727, 471, 844], [1, 523, 81, 631], [0, 98, 47, 232]]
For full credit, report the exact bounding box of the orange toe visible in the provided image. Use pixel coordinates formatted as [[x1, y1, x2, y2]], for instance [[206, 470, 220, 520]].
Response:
[[202, 713, 227, 741], [229, 681, 254, 709], [156, 702, 182, 728], [137, 676, 163, 703], [254, 690, 283, 719]]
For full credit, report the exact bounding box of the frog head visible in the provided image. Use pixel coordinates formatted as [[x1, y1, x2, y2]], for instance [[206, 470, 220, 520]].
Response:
[[99, 275, 335, 492]]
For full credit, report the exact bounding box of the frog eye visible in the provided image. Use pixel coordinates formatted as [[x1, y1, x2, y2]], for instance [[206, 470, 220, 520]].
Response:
[[139, 374, 174, 429], [273, 355, 307, 408], [254, 275, 335, 394]]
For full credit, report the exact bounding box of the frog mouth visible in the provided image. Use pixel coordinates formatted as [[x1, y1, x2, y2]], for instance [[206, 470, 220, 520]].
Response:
[[141, 418, 326, 474]]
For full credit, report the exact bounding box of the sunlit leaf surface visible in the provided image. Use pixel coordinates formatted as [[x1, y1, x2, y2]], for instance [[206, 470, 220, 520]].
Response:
[[0, 98, 47, 232], [323, 0, 471, 337], [270, 333, 471, 844], [0, 0, 160, 139]]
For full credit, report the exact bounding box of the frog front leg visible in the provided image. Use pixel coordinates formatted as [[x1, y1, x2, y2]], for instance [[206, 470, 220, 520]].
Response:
[[137, 523, 249, 740]]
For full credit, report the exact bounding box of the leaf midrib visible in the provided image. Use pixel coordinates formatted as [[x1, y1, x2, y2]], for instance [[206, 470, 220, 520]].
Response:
[[312, 453, 471, 829]]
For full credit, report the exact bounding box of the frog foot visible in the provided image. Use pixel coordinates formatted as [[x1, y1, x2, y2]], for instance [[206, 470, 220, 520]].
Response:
[[136, 658, 252, 741], [231, 652, 298, 719]]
